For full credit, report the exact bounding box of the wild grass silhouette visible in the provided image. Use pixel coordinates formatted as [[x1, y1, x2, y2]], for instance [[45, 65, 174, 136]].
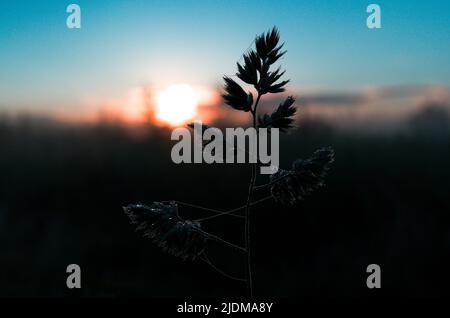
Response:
[[123, 27, 334, 297]]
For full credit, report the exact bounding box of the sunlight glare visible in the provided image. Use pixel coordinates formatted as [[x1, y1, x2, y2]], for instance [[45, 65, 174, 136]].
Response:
[[156, 84, 198, 126]]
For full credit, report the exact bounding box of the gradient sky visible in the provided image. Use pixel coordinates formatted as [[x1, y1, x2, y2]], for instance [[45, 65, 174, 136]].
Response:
[[0, 0, 449, 112]]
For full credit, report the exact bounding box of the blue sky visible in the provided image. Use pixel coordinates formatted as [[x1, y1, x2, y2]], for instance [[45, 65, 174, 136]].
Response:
[[0, 0, 449, 111]]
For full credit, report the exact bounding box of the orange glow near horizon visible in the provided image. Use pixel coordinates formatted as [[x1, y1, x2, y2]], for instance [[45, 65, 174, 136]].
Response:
[[155, 84, 199, 126], [121, 88, 148, 124], [46, 85, 221, 126]]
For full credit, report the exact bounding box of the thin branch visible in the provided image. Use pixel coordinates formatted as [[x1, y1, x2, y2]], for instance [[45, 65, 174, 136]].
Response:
[[244, 92, 261, 298], [200, 253, 246, 282], [217, 38, 256, 83], [164, 200, 244, 219], [194, 228, 246, 253], [253, 172, 293, 190], [194, 195, 272, 222]]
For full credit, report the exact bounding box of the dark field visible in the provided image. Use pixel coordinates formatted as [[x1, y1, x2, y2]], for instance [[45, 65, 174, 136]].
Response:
[[1, 112, 450, 298]]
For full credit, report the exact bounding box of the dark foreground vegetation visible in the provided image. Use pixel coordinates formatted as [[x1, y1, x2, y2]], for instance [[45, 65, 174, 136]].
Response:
[[1, 109, 449, 297]]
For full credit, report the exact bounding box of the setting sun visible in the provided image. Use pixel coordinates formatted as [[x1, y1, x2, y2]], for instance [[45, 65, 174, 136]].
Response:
[[155, 84, 199, 126]]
